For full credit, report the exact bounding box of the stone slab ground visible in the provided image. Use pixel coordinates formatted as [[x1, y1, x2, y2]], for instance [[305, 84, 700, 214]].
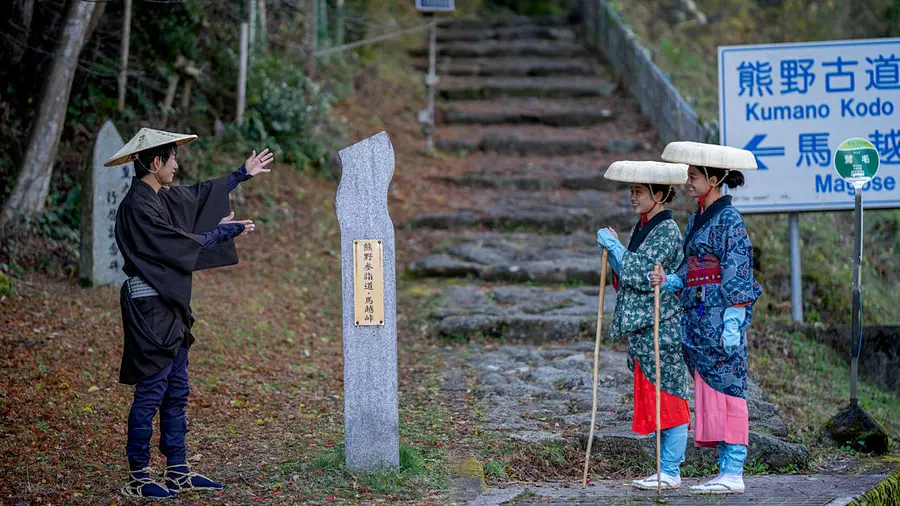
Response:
[[470, 474, 889, 505]]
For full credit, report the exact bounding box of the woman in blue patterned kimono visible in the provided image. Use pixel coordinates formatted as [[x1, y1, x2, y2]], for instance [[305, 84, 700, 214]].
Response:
[[596, 161, 692, 490], [652, 142, 763, 495]]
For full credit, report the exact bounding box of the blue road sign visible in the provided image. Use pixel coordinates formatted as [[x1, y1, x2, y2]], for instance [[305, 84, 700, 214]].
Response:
[[742, 134, 785, 170], [719, 38, 900, 213]]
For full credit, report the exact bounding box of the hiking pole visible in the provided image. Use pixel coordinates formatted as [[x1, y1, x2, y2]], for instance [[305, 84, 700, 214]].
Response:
[[583, 248, 608, 488], [653, 263, 663, 495]]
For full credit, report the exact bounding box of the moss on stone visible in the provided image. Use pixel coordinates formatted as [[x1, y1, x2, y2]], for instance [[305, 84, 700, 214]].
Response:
[[850, 471, 900, 506], [453, 455, 487, 491], [822, 404, 890, 455]]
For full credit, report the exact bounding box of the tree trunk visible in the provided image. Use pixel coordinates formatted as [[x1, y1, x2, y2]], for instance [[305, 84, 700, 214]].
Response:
[[22, 0, 36, 33], [0, 0, 105, 227]]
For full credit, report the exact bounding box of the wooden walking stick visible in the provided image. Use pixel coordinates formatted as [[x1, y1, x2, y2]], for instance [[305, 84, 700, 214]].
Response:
[[582, 248, 608, 488], [653, 263, 663, 495]]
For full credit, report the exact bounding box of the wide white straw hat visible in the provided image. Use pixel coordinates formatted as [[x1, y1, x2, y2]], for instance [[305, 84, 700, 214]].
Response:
[[604, 160, 689, 185], [660, 141, 758, 170], [104, 127, 198, 167]]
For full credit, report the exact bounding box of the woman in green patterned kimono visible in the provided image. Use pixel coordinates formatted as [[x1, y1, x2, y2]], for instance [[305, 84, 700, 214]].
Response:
[[595, 161, 692, 490]]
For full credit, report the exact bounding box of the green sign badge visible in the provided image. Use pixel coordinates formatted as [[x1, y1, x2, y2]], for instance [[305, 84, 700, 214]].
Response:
[[833, 138, 880, 188]]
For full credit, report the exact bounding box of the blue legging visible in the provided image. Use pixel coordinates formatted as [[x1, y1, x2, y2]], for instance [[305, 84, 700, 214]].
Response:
[[660, 423, 688, 476], [718, 442, 747, 475], [126, 342, 190, 471]]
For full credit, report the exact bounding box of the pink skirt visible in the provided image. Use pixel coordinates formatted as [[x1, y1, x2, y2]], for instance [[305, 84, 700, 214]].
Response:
[[693, 371, 749, 447]]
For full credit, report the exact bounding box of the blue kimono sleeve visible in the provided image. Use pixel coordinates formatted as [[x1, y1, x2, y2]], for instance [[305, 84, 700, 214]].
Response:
[[721, 213, 762, 306]]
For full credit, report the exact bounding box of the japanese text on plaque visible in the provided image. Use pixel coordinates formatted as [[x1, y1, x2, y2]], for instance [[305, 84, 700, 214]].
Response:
[[353, 240, 385, 326]]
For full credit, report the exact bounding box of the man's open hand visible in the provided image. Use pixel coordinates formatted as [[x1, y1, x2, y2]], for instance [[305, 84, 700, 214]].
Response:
[[245, 148, 275, 176], [219, 211, 255, 235]]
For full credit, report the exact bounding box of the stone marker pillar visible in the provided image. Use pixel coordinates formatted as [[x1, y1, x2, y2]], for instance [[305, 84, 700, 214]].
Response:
[[335, 131, 399, 471], [80, 120, 133, 287]]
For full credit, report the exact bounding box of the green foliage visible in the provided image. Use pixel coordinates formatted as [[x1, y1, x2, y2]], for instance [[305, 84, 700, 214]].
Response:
[[532, 441, 567, 468], [752, 328, 900, 439], [744, 459, 770, 474], [399, 444, 427, 475], [682, 460, 719, 477], [747, 212, 900, 325], [0, 271, 17, 297], [240, 53, 339, 171], [2, 176, 84, 277], [483, 460, 505, 478]]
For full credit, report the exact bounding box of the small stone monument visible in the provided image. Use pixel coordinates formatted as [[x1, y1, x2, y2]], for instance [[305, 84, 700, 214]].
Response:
[[80, 120, 133, 286], [335, 131, 399, 471]]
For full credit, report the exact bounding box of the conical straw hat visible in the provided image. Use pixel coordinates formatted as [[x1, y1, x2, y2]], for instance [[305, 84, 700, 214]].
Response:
[[604, 161, 689, 185], [661, 141, 758, 170], [104, 127, 198, 167]]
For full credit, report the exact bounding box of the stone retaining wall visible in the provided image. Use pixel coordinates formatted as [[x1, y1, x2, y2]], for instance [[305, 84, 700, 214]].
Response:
[[576, 0, 712, 144]]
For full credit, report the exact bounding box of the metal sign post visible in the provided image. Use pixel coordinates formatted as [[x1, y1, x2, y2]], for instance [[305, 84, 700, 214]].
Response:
[[833, 137, 880, 406], [822, 138, 888, 455], [416, 1, 453, 150]]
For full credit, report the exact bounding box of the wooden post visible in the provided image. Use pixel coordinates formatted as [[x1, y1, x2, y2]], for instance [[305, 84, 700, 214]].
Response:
[[304, 0, 317, 76], [117, 0, 132, 111], [335, 0, 345, 46], [425, 19, 437, 150], [258, 0, 268, 52], [162, 73, 180, 119], [237, 23, 249, 125], [248, 0, 257, 51]]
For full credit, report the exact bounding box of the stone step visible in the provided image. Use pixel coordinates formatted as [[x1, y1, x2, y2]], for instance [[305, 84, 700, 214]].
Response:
[[405, 189, 635, 233], [434, 125, 650, 158], [463, 342, 807, 471], [441, 16, 569, 31], [582, 428, 809, 471], [438, 76, 616, 100], [439, 159, 635, 192], [412, 57, 596, 77], [408, 232, 615, 285], [437, 25, 576, 43], [439, 98, 616, 126], [410, 39, 587, 58], [431, 285, 617, 342], [437, 135, 596, 157]]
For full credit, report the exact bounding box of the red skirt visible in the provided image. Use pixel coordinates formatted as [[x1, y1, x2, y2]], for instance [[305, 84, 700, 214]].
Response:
[[632, 360, 691, 435]]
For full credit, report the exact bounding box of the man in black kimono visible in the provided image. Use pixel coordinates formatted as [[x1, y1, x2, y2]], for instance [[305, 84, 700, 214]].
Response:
[[104, 128, 274, 499]]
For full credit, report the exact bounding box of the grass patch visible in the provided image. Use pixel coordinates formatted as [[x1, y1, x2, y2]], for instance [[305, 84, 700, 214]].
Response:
[[0, 271, 17, 296], [278, 443, 446, 501], [744, 459, 770, 475], [750, 325, 900, 447], [682, 460, 719, 478], [484, 459, 506, 479]]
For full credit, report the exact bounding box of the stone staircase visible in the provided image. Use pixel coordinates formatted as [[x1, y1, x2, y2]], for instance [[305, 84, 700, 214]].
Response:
[[405, 15, 807, 472]]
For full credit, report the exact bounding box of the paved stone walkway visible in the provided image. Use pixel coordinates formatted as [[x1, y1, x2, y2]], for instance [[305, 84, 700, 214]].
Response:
[[471, 474, 889, 505], [407, 13, 856, 499], [447, 342, 806, 471]]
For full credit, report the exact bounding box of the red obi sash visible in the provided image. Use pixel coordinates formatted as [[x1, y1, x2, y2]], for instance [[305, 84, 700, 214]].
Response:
[[686, 255, 722, 287]]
